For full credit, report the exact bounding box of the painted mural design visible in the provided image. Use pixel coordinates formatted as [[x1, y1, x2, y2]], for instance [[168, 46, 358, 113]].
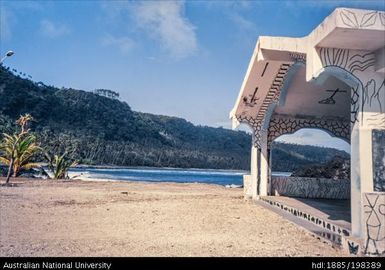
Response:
[[319, 48, 385, 127], [271, 176, 350, 199], [255, 63, 291, 122], [318, 88, 348, 105], [260, 196, 351, 241], [236, 115, 262, 148], [340, 9, 381, 28], [267, 116, 349, 147], [351, 85, 360, 125], [237, 62, 298, 148], [348, 241, 360, 255], [289, 52, 306, 63], [363, 193, 385, 255], [237, 9, 385, 152], [242, 87, 260, 107]]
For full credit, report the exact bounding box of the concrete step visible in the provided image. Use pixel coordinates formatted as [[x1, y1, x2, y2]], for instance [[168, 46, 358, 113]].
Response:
[[255, 196, 364, 255], [255, 199, 343, 248], [258, 196, 351, 237]]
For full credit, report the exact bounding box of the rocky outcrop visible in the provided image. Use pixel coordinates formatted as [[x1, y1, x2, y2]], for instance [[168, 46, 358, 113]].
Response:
[[291, 156, 350, 180]]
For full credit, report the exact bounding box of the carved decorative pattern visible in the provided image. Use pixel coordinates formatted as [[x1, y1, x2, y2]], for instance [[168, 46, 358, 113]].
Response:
[[267, 116, 350, 147], [236, 62, 296, 148], [363, 193, 385, 256], [236, 115, 262, 148], [351, 85, 360, 125], [255, 63, 292, 122], [340, 9, 379, 28], [380, 12, 385, 26], [289, 52, 306, 63]]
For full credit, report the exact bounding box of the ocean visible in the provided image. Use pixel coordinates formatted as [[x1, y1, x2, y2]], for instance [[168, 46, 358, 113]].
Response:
[[68, 167, 291, 186]]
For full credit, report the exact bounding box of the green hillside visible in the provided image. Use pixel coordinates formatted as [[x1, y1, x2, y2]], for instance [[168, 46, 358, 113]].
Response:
[[0, 66, 349, 170]]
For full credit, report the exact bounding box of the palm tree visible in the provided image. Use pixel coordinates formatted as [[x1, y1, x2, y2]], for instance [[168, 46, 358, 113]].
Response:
[[0, 114, 40, 184], [17, 114, 33, 134], [45, 152, 77, 179], [0, 133, 40, 177]]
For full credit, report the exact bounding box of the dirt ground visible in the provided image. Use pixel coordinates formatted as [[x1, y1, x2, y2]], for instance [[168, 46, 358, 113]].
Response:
[[0, 178, 346, 257]]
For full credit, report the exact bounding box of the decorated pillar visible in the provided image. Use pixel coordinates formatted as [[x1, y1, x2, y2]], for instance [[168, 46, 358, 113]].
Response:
[[259, 130, 270, 196], [250, 141, 260, 199], [310, 45, 385, 243], [237, 116, 262, 200]]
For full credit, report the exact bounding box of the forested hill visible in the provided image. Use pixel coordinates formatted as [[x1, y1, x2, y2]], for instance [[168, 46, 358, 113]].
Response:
[[0, 66, 349, 170]]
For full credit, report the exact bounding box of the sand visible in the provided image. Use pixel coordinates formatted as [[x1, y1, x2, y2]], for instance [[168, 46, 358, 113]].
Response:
[[0, 178, 346, 257]]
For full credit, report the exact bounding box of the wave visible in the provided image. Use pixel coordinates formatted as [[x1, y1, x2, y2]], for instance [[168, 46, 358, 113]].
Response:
[[71, 168, 246, 176]]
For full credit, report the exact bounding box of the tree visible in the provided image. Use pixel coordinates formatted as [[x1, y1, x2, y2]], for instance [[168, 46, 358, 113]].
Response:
[[44, 152, 77, 179], [0, 114, 40, 184]]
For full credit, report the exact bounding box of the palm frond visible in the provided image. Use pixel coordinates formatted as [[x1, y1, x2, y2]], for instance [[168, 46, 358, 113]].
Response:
[[0, 156, 10, 165], [22, 162, 41, 170]]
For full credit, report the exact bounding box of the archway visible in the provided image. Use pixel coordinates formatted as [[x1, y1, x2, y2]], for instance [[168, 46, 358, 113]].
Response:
[[270, 128, 351, 199]]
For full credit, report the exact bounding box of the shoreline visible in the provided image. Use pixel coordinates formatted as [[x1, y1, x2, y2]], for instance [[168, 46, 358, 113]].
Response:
[[73, 176, 228, 187], [65, 167, 251, 187], [8, 176, 231, 189], [33, 163, 250, 174], [7, 167, 293, 187]]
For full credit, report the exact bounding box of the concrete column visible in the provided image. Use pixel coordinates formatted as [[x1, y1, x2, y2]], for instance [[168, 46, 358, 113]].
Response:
[[250, 143, 260, 199], [259, 132, 270, 196], [351, 125, 377, 238], [362, 192, 385, 255], [350, 125, 361, 238]]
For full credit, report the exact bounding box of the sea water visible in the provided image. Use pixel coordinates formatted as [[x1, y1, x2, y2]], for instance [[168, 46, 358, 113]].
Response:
[[69, 167, 291, 186]]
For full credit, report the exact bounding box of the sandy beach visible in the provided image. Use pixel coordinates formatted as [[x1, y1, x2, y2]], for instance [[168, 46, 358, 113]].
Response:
[[0, 178, 345, 257]]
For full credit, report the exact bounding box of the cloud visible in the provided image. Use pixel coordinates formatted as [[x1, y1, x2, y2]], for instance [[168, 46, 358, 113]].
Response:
[[200, 0, 257, 45], [101, 34, 135, 54], [40, 19, 70, 38], [0, 7, 14, 41], [100, 1, 198, 59], [288, 0, 383, 8], [229, 12, 257, 33], [0, 1, 47, 41], [276, 129, 350, 152], [203, 1, 252, 10], [131, 1, 197, 59]]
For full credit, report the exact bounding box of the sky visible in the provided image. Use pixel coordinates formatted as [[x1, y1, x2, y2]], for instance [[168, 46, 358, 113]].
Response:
[[1, 0, 384, 153]]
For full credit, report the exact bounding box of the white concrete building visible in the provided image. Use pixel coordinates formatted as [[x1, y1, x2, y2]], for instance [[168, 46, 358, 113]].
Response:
[[230, 7, 385, 255]]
